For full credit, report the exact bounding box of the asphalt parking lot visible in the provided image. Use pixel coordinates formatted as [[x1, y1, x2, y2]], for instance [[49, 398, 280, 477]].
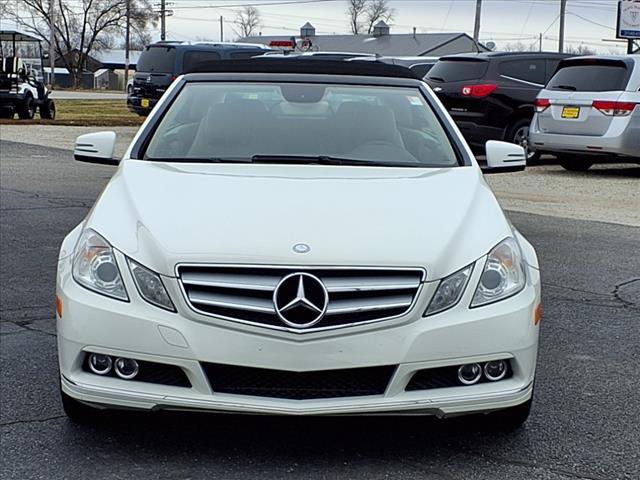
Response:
[[1, 138, 639, 479]]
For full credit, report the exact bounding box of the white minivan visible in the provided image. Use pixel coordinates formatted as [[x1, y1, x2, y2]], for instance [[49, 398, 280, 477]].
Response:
[[530, 55, 640, 171]]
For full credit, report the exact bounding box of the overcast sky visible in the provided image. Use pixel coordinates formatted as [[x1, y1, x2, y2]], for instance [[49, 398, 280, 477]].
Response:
[[163, 0, 628, 53]]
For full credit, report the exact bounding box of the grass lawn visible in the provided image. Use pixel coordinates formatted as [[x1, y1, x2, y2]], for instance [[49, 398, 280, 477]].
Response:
[[0, 99, 145, 126]]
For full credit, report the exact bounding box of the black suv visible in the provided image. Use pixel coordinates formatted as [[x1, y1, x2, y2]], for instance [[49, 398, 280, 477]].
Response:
[[425, 52, 571, 159], [127, 41, 271, 116]]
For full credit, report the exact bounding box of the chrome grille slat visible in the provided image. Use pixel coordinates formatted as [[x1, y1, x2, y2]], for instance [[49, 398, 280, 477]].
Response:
[[178, 265, 424, 332], [181, 271, 280, 291], [322, 276, 420, 292], [188, 291, 275, 314], [325, 294, 414, 315]]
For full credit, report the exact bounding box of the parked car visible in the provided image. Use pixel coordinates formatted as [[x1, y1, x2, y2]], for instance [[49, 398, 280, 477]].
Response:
[[127, 41, 271, 116], [425, 52, 571, 159], [529, 55, 640, 171], [59, 59, 540, 428], [351, 56, 439, 78]]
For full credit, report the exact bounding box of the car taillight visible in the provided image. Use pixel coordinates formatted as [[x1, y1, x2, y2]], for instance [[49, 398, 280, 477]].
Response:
[[461, 84, 497, 98], [170, 76, 177, 83], [534, 98, 550, 113], [592, 100, 637, 117]]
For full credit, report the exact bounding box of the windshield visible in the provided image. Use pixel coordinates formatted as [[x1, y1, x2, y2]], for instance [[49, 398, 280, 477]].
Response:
[[137, 46, 177, 73], [427, 59, 488, 82], [548, 62, 629, 92], [144, 82, 459, 167]]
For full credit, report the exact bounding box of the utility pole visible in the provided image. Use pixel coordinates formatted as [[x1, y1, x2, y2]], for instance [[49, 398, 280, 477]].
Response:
[[124, 0, 130, 93], [473, 0, 482, 43], [559, 0, 567, 53], [539, 32, 543, 52], [48, 0, 55, 88], [220, 16, 224, 42], [160, 0, 166, 41]]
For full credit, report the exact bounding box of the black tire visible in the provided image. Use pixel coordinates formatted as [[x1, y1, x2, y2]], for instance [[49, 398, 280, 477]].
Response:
[[60, 388, 103, 424], [558, 155, 593, 172], [17, 94, 36, 120], [485, 397, 532, 432], [506, 118, 540, 163], [40, 99, 56, 120]]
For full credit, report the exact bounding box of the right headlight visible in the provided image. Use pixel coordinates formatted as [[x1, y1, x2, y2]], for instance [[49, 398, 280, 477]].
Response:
[[471, 237, 526, 307], [72, 229, 128, 301]]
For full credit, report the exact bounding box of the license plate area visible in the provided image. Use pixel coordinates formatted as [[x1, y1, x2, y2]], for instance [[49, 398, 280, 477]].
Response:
[[561, 106, 580, 119], [141, 98, 150, 108]]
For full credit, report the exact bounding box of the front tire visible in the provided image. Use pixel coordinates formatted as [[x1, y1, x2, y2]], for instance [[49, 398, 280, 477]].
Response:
[[507, 118, 540, 162], [485, 397, 532, 431], [17, 94, 36, 120], [40, 99, 56, 120], [60, 388, 103, 424], [558, 155, 593, 172]]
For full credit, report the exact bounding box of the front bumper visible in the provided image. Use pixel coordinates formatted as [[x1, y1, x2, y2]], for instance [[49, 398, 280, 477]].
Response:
[[57, 253, 541, 417], [529, 113, 640, 159]]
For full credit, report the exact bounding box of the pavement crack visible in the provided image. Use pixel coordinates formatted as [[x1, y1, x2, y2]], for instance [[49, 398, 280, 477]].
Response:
[[461, 449, 615, 480], [543, 281, 640, 311], [0, 415, 67, 428], [613, 278, 640, 308], [0, 318, 56, 337]]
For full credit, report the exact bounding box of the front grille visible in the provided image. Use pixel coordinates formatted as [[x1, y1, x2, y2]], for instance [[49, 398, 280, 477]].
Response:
[[202, 363, 396, 400], [178, 265, 424, 331]]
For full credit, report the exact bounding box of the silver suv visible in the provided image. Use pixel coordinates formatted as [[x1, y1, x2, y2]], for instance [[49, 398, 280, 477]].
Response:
[[529, 55, 640, 171]]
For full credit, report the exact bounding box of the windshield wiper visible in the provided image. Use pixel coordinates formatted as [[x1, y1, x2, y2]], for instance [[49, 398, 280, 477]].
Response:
[[146, 157, 252, 163], [553, 84, 577, 91], [250, 155, 423, 168], [428, 76, 445, 82]]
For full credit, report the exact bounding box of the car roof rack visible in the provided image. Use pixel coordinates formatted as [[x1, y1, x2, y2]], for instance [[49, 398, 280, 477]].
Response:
[[183, 58, 421, 79]]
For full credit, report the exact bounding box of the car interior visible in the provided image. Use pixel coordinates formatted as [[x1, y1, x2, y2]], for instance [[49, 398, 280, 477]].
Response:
[[144, 83, 458, 166]]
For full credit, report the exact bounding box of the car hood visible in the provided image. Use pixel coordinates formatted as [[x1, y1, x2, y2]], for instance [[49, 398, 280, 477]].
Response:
[[86, 161, 512, 280]]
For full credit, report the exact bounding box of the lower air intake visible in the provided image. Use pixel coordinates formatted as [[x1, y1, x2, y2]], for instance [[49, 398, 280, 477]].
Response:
[[202, 363, 396, 400]]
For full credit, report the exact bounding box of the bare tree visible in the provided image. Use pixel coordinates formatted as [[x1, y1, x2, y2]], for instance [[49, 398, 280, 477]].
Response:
[[364, 0, 394, 34], [503, 41, 537, 52], [234, 6, 261, 38], [6, 0, 155, 88], [565, 44, 596, 55], [347, 0, 367, 35]]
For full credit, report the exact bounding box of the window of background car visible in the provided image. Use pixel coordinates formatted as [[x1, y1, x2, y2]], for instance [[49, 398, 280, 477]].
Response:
[[183, 51, 222, 71], [548, 61, 629, 92], [427, 59, 489, 82], [499, 59, 546, 85], [143, 82, 459, 167], [136, 47, 177, 73], [229, 50, 264, 59]]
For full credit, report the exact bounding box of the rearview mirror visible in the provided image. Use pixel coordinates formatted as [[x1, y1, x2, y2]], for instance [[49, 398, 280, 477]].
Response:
[[482, 140, 526, 174], [74, 132, 118, 165]]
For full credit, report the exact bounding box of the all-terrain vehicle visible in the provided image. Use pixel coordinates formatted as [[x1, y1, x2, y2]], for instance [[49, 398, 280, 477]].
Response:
[[0, 29, 55, 120]]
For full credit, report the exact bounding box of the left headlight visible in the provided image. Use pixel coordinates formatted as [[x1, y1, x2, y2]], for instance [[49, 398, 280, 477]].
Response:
[[128, 259, 175, 312], [72, 229, 128, 301], [471, 237, 526, 307]]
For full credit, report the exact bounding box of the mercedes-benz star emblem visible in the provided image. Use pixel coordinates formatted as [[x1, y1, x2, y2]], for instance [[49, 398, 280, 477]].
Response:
[[292, 243, 311, 254], [273, 273, 328, 328]]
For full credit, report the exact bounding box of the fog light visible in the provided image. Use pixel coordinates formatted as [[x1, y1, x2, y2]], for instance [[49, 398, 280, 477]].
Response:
[[88, 353, 112, 375], [484, 360, 508, 381], [457, 363, 482, 385], [115, 358, 139, 379]]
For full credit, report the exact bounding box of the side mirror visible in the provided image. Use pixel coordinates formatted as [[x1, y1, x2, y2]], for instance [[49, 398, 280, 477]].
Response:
[[74, 132, 119, 165], [482, 140, 526, 174]]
